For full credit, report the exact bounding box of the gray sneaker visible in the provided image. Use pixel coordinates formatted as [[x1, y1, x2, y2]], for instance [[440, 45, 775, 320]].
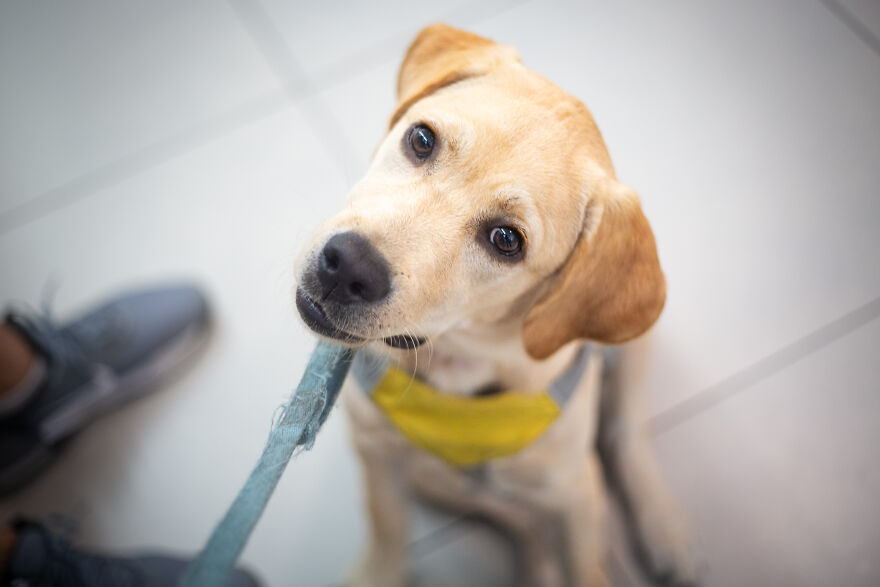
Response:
[[0, 284, 211, 496], [6, 518, 260, 587]]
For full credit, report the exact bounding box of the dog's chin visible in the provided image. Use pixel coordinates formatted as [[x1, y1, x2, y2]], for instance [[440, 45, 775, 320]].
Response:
[[295, 289, 426, 350]]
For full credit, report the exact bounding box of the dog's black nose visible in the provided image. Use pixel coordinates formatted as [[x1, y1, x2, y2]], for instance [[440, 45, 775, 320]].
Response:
[[317, 232, 391, 305]]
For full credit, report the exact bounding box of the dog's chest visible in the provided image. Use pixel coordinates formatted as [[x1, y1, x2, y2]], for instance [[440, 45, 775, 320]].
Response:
[[408, 335, 581, 396], [417, 349, 498, 395]]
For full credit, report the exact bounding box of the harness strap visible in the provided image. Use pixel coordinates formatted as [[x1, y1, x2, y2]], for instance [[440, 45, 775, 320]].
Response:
[[352, 344, 592, 407]]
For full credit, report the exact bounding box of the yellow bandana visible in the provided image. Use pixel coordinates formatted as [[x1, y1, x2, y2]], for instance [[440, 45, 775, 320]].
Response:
[[353, 346, 590, 467]]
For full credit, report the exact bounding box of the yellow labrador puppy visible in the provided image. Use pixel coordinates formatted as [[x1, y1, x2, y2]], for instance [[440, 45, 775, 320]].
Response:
[[296, 24, 695, 587]]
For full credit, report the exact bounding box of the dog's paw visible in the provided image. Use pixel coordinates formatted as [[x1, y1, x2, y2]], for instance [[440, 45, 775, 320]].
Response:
[[347, 548, 407, 587], [626, 510, 701, 587], [521, 557, 568, 587]]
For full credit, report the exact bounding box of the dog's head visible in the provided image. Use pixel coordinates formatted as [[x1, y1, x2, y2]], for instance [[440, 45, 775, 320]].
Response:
[[296, 25, 665, 360]]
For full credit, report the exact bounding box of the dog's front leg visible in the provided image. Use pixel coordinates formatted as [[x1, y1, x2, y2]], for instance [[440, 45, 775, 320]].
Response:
[[345, 385, 410, 587], [557, 452, 609, 587], [596, 354, 698, 585], [349, 445, 409, 587]]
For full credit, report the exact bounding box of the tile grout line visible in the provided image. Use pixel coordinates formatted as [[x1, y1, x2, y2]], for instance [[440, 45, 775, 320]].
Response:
[[607, 547, 639, 587], [0, 89, 292, 236], [818, 0, 880, 58], [408, 516, 477, 560], [0, 24, 347, 236], [0, 0, 533, 236], [307, 0, 535, 93], [650, 294, 880, 436], [228, 0, 535, 186], [225, 0, 364, 186]]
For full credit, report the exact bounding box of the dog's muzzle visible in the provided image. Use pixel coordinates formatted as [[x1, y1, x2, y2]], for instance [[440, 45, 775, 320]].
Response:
[[296, 231, 425, 349]]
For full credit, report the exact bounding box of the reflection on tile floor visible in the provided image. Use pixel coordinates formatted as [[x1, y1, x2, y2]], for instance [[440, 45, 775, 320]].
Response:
[[1, 1, 878, 586]]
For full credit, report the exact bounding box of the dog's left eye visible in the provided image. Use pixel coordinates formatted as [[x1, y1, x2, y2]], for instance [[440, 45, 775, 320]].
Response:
[[408, 124, 435, 160], [489, 226, 524, 257]]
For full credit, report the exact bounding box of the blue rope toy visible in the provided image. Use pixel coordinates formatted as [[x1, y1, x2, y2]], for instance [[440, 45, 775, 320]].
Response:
[[180, 341, 354, 586]]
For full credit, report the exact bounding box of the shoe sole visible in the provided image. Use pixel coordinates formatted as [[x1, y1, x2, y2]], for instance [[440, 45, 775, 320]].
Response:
[[0, 319, 210, 498]]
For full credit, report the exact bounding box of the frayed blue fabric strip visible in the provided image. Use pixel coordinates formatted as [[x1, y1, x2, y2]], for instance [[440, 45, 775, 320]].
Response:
[[179, 341, 354, 587]]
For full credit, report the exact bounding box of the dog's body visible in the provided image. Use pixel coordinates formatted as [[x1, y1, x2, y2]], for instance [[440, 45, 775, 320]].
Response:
[[296, 25, 695, 586]]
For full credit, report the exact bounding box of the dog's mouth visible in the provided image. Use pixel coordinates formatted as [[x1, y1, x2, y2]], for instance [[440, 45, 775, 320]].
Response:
[[295, 289, 362, 342], [295, 289, 426, 349]]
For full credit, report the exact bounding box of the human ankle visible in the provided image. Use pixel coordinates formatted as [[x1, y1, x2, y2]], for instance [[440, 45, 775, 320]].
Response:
[[0, 525, 17, 581], [0, 324, 35, 395], [0, 324, 47, 415]]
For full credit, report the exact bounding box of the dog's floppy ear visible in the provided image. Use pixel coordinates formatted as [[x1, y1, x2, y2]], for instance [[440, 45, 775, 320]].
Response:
[[522, 179, 666, 359], [390, 24, 519, 128]]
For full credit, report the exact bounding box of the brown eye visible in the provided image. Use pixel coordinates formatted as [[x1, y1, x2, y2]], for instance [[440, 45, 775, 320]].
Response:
[[489, 226, 524, 257], [409, 124, 435, 159]]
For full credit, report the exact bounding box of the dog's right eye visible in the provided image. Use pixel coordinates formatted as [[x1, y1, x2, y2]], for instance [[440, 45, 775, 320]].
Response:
[[407, 124, 435, 160], [489, 226, 525, 258]]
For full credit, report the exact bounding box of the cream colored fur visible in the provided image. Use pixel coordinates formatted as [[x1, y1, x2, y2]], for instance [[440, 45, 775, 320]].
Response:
[[295, 24, 696, 587]]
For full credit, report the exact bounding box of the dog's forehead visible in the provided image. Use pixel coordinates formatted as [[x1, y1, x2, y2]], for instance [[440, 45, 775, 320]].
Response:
[[396, 73, 604, 209], [421, 80, 582, 151]]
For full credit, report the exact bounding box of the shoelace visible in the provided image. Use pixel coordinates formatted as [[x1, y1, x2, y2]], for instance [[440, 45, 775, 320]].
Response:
[[7, 309, 92, 381], [7, 296, 126, 375], [2, 305, 124, 431]]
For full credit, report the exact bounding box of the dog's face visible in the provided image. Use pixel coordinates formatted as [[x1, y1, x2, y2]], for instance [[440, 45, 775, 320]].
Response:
[[296, 25, 665, 360]]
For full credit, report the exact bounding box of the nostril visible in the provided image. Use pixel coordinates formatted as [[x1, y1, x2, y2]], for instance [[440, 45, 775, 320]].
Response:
[[348, 282, 366, 300], [323, 249, 340, 272]]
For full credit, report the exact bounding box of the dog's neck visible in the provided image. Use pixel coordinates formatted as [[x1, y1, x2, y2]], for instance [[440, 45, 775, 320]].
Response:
[[375, 318, 578, 397]]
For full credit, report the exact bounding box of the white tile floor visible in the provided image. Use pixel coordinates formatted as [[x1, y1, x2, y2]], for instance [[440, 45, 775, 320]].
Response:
[[1, 1, 878, 586]]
